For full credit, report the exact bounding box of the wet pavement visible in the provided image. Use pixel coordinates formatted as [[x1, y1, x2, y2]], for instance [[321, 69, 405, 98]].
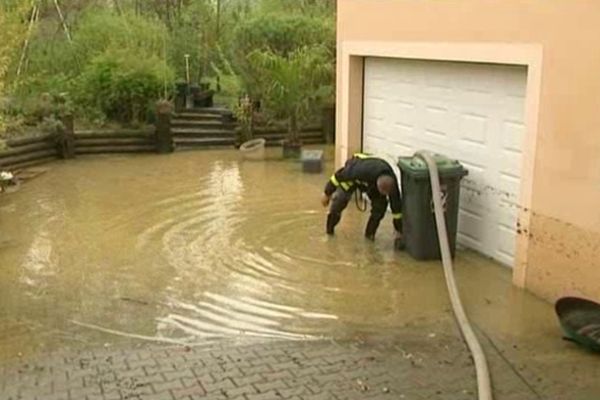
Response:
[[1, 148, 599, 399]]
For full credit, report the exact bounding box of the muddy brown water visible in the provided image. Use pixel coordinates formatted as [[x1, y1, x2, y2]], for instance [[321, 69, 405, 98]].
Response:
[[0, 148, 596, 385]]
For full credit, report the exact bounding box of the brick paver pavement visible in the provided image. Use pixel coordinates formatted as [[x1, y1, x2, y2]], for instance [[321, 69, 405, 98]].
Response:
[[1, 326, 564, 400]]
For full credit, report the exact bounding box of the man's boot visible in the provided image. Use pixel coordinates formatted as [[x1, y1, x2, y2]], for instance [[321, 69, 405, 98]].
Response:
[[394, 234, 406, 250], [326, 213, 340, 235]]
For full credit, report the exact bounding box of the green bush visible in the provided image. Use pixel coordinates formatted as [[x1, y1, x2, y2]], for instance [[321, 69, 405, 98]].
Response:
[[233, 13, 334, 58], [75, 50, 174, 124], [23, 8, 168, 81], [168, 1, 216, 83], [247, 45, 332, 142], [13, 8, 171, 126], [231, 12, 335, 103]]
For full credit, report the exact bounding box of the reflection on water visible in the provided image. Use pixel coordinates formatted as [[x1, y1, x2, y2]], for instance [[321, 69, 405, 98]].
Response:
[[0, 148, 564, 361]]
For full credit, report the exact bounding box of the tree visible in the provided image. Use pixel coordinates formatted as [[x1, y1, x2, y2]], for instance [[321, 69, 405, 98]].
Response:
[[247, 45, 332, 144], [231, 11, 334, 100], [0, 1, 32, 134]]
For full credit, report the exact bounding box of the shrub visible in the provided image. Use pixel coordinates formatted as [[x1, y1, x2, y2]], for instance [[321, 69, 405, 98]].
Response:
[[231, 12, 334, 101], [0, 1, 31, 134], [247, 45, 333, 142], [233, 13, 334, 58], [75, 50, 174, 124], [13, 7, 171, 126]]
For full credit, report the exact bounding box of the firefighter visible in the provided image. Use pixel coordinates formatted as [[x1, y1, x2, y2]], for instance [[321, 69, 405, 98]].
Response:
[[321, 153, 403, 246]]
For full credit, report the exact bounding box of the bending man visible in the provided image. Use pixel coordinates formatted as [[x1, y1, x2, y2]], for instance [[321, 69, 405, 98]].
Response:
[[321, 153, 403, 243]]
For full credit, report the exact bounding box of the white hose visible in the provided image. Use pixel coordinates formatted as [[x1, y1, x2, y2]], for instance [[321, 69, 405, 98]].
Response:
[[416, 151, 493, 400]]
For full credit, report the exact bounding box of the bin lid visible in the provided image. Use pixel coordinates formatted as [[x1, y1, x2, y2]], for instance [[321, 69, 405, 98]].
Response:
[[398, 153, 468, 179]]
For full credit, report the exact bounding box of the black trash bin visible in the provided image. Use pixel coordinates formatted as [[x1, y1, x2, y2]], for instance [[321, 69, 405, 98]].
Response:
[[175, 81, 188, 111], [398, 153, 468, 260]]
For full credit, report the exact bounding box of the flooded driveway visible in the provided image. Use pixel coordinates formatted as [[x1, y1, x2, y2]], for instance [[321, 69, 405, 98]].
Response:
[[0, 148, 591, 374]]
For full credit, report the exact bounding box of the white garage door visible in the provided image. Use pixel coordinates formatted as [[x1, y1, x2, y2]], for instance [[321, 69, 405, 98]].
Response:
[[363, 57, 527, 266]]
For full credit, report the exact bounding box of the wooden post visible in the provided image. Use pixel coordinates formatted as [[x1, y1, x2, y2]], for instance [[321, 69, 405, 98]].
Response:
[[155, 101, 174, 153], [56, 113, 76, 159]]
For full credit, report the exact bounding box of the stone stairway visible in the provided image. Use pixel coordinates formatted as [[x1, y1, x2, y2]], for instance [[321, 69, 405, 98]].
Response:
[[171, 108, 236, 149]]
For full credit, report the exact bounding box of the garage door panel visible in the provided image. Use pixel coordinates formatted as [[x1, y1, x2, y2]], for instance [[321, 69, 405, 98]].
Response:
[[458, 160, 487, 180], [496, 224, 517, 265], [390, 103, 417, 127], [423, 105, 454, 137], [394, 81, 418, 96], [502, 120, 525, 152], [458, 113, 489, 146], [500, 151, 523, 178], [363, 119, 387, 138], [364, 98, 388, 120], [389, 125, 416, 147], [501, 68, 528, 97], [502, 98, 526, 121], [423, 85, 454, 103], [363, 58, 527, 266], [457, 210, 486, 251], [458, 90, 496, 108], [498, 173, 521, 201], [498, 197, 519, 223]]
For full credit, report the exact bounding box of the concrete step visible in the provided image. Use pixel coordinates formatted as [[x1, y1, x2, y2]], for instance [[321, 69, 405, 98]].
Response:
[[174, 137, 235, 148], [75, 144, 156, 154], [75, 138, 154, 146], [175, 107, 231, 115], [172, 128, 236, 137], [171, 119, 229, 129], [172, 112, 223, 121]]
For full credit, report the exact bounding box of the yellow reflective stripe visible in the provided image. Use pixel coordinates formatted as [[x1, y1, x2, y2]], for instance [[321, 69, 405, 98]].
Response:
[[392, 213, 402, 220], [340, 181, 353, 191], [354, 152, 370, 159], [330, 175, 340, 187]]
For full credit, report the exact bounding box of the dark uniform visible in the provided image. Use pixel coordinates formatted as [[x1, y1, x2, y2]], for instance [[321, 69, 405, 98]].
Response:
[[324, 153, 402, 239]]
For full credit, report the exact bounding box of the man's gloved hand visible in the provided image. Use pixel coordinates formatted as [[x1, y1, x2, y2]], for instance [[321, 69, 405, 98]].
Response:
[[321, 193, 331, 207]]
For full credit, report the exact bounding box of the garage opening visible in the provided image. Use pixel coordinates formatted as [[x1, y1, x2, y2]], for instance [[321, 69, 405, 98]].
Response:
[[362, 57, 528, 266]]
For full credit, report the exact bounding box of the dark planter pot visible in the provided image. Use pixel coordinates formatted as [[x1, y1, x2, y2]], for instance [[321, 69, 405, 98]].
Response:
[[189, 85, 201, 96], [282, 140, 302, 159], [175, 82, 188, 96], [222, 111, 235, 123]]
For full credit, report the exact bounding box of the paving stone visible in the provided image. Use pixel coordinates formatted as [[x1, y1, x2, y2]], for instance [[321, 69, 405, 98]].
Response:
[[0, 338, 572, 400]]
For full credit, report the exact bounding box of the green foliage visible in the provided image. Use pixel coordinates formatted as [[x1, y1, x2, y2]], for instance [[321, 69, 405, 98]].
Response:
[[247, 45, 332, 142], [258, 0, 336, 17], [25, 8, 168, 79], [167, 0, 216, 82], [233, 12, 334, 58], [211, 49, 245, 107], [3, 0, 336, 133], [75, 50, 174, 124], [231, 11, 334, 104], [11, 7, 173, 126], [0, 1, 32, 134]]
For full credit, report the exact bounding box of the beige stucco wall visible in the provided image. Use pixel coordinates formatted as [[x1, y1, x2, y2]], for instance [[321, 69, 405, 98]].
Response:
[[336, 0, 600, 303]]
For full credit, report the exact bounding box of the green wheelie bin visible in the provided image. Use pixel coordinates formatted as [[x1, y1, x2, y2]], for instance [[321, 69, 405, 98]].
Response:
[[397, 153, 468, 260]]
